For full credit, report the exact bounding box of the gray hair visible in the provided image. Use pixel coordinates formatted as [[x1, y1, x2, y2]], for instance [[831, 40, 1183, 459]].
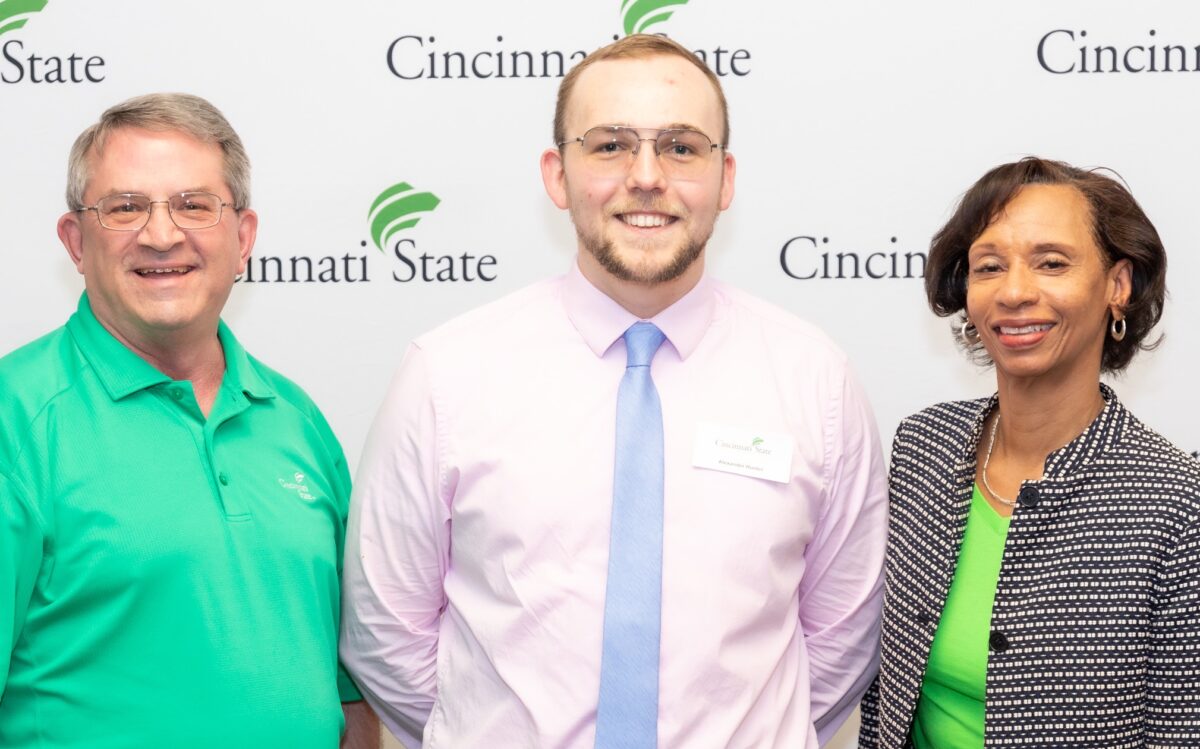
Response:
[[66, 92, 251, 210]]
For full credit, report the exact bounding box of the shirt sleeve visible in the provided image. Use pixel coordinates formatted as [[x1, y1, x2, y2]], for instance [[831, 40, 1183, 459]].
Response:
[[336, 664, 362, 703], [1, 471, 43, 693], [1146, 516, 1200, 743], [335, 449, 364, 704], [856, 675, 882, 748], [796, 365, 888, 744], [856, 424, 910, 749], [330, 425, 365, 704], [340, 344, 451, 747], [304, 396, 365, 705]]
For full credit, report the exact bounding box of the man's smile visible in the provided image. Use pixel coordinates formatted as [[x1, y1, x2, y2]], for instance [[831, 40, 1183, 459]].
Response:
[[133, 265, 195, 277], [616, 211, 678, 228]]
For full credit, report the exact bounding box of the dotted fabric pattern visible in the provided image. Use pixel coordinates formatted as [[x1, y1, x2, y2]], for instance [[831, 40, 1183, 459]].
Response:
[[860, 384, 1200, 748]]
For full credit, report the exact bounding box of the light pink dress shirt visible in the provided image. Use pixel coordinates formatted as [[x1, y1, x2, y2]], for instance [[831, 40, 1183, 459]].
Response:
[[342, 262, 888, 748]]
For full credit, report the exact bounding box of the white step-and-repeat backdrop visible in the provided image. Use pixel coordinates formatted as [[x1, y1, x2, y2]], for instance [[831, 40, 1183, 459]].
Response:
[[2, 1, 1197, 746]]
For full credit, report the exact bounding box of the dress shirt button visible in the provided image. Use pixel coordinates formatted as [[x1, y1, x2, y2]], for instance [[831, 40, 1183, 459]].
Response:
[[218, 472, 230, 486], [167, 386, 184, 401], [989, 630, 1009, 652], [1017, 485, 1040, 508]]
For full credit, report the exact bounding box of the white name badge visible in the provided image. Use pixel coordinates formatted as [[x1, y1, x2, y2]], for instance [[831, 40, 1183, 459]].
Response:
[[691, 423, 794, 484]]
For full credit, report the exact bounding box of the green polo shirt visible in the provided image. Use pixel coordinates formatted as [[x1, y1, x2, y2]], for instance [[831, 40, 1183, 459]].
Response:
[[0, 294, 359, 748]]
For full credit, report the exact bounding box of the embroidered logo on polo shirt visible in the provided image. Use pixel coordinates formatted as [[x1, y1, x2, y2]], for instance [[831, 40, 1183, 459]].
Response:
[[278, 472, 315, 500]]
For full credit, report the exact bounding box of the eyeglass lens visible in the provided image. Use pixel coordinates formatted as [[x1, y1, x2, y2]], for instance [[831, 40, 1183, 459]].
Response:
[[578, 127, 717, 179], [94, 193, 225, 230]]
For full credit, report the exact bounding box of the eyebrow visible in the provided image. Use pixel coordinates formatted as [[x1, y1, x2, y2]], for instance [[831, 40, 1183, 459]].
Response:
[[1032, 242, 1076, 253], [97, 187, 219, 198], [598, 122, 706, 133], [969, 241, 1078, 255]]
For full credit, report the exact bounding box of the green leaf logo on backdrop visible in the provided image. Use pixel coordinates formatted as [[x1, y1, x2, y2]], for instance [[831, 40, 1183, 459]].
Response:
[[622, 0, 690, 36], [0, 0, 49, 37], [368, 182, 441, 252]]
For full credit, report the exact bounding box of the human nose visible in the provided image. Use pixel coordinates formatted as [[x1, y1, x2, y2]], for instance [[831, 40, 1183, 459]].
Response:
[[996, 262, 1038, 307], [138, 201, 184, 252], [625, 138, 669, 191]]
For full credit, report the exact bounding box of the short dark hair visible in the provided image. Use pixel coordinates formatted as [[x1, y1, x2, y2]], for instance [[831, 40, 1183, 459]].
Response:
[[553, 34, 729, 148], [925, 157, 1166, 373]]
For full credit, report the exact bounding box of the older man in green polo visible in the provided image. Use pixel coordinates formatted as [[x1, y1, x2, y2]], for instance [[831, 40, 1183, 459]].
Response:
[[0, 94, 376, 748]]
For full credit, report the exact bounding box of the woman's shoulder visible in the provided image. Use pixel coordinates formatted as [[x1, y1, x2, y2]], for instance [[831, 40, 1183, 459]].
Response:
[[887, 398, 992, 480], [895, 397, 991, 443], [1111, 404, 1200, 496]]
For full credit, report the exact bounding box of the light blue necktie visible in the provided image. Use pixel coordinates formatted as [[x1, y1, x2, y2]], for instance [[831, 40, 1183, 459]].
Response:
[[595, 321, 667, 749]]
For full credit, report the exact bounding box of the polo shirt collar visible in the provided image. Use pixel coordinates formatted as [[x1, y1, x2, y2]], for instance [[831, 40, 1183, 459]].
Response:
[[563, 257, 714, 360], [66, 293, 171, 400], [65, 292, 275, 402], [217, 322, 276, 401]]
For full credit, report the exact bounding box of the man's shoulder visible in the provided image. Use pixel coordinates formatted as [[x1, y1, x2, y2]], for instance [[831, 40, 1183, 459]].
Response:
[[0, 323, 77, 381], [241, 351, 334, 428], [0, 324, 84, 468], [711, 280, 848, 364], [412, 277, 562, 354], [235, 350, 349, 479]]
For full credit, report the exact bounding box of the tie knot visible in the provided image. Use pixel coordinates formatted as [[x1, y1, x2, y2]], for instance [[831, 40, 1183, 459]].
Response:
[[623, 322, 666, 368]]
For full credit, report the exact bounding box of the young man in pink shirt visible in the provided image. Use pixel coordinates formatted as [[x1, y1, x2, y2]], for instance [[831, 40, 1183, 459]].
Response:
[[342, 34, 887, 749]]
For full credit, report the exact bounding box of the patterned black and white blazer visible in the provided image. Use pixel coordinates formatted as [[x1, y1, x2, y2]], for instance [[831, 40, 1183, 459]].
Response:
[[859, 385, 1200, 748]]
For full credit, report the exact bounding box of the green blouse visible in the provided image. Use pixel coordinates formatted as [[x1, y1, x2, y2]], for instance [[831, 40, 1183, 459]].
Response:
[[911, 485, 1011, 749]]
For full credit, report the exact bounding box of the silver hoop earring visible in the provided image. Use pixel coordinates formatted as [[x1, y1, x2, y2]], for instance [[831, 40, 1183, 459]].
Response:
[[960, 320, 979, 343], [1110, 317, 1127, 342]]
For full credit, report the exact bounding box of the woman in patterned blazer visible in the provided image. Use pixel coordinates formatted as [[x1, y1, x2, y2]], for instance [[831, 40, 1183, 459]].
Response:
[[859, 157, 1200, 749]]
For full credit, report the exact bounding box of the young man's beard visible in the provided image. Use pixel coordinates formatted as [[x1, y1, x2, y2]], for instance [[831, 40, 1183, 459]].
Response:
[[576, 228, 709, 285]]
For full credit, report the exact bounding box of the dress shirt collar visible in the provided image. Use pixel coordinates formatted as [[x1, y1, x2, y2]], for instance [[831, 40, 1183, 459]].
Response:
[[563, 258, 715, 360]]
